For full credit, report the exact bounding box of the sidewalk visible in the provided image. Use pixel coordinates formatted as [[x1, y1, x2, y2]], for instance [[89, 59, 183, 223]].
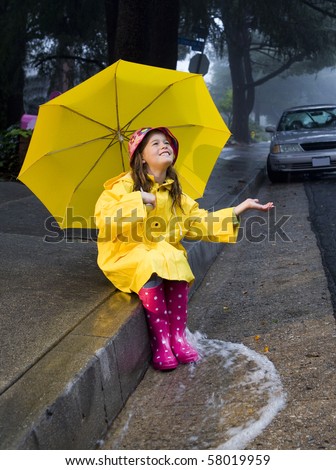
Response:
[[0, 143, 268, 449]]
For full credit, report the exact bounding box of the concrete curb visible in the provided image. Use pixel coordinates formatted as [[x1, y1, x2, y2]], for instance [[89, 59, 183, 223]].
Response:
[[0, 166, 266, 449], [0, 292, 150, 449]]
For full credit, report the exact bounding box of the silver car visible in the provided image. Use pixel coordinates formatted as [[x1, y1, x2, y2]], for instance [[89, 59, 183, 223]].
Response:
[[266, 104, 336, 182]]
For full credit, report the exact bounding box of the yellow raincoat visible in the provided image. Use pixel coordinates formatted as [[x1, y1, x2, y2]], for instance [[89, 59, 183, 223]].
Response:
[[94, 172, 240, 293]]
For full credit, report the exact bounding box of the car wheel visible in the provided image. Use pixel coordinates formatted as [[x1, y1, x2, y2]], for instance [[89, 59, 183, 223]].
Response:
[[266, 156, 289, 183]]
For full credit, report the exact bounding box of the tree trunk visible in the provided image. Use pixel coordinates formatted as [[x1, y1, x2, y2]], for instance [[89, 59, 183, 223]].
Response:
[[105, 0, 119, 64], [113, 0, 152, 64], [0, 0, 27, 128], [222, 2, 255, 143], [227, 40, 251, 143], [110, 0, 179, 69], [147, 0, 179, 69]]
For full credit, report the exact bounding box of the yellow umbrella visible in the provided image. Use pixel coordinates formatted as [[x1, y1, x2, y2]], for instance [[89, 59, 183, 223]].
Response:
[[18, 59, 230, 229]]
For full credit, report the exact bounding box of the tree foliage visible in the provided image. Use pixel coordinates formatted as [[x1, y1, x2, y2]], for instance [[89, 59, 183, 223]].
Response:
[[0, 0, 181, 131], [180, 0, 336, 142], [0, 0, 108, 129], [27, 0, 107, 91], [210, 0, 336, 142], [2, 0, 336, 144]]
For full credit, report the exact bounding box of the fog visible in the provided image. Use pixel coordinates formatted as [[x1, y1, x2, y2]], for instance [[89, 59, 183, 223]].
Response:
[[178, 52, 336, 127], [256, 67, 336, 125]]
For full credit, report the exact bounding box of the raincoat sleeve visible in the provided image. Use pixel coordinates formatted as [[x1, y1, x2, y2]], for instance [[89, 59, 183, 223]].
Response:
[[183, 198, 240, 243], [94, 182, 147, 242]]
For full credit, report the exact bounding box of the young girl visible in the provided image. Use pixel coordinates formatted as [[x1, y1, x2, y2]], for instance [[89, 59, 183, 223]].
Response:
[[94, 127, 274, 371]]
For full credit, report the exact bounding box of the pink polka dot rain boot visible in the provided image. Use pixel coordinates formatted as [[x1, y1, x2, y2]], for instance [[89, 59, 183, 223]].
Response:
[[164, 280, 199, 364], [139, 283, 178, 371]]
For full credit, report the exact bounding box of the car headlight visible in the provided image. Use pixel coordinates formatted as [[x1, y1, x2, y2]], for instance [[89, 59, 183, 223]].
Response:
[[271, 143, 302, 153]]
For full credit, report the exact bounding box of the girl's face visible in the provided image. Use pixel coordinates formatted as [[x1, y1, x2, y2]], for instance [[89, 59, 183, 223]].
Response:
[[141, 131, 175, 173]]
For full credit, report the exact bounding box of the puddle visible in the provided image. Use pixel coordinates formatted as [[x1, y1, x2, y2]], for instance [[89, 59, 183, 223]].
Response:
[[101, 332, 286, 450], [194, 333, 286, 449]]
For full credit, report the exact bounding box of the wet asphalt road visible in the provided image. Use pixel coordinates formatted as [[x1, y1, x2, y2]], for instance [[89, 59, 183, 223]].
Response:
[[304, 174, 336, 316]]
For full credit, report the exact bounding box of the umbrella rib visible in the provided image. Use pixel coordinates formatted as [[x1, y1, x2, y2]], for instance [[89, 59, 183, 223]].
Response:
[[115, 61, 121, 133], [19, 135, 120, 181], [45, 134, 118, 156], [123, 75, 199, 130], [67, 140, 114, 208], [52, 104, 115, 132], [68, 139, 129, 209], [119, 138, 128, 172]]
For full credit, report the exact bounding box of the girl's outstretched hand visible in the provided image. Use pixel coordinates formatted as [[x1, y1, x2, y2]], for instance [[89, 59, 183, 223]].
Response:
[[234, 198, 274, 216]]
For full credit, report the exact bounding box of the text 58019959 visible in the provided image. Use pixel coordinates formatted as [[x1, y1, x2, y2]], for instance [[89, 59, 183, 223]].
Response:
[[207, 454, 271, 465]]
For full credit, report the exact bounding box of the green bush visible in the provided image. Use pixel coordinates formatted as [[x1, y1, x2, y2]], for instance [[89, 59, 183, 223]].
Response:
[[0, 126, 32, 180]]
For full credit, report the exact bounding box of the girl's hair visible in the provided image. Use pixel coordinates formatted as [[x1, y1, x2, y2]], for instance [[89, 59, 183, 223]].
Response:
[[130, 131, 183, 212]]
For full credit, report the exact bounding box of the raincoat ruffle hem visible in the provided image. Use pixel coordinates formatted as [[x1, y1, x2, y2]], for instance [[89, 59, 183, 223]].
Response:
[[94, 172, 240, 293]]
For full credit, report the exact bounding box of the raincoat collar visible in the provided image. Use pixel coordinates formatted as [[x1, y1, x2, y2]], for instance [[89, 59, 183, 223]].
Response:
[[103, 172, 174, 190], [147, 174, 174, 189]]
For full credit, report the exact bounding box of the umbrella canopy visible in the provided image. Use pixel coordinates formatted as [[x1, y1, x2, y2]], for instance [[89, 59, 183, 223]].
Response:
[[18, 59, 230, 229]]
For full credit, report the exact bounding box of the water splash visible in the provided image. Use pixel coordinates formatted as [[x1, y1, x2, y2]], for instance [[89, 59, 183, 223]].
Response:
[[191, 331, 287, 449], [102, 330, 286, 450]]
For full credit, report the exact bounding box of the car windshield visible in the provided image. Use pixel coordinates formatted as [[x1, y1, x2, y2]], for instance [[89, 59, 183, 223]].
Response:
[[277, 107, 336, 131]]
